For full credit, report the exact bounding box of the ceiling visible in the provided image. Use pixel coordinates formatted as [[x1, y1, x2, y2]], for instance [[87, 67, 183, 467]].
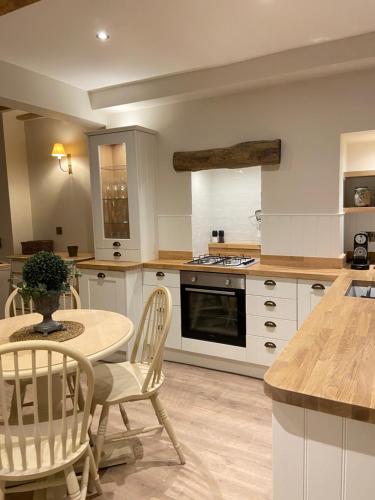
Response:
[[1, 0, 375, 91]]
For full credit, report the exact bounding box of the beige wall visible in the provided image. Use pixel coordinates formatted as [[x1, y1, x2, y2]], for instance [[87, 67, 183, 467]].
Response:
[[0, 116, 14, 260], [107, 66, 375, 257], [24, 118, 94, 252], [2, 111, 33, 254]]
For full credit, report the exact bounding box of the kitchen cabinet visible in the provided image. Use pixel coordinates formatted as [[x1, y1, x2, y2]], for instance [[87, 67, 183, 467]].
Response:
[[142, 269, 181, 350], [87, 126, 157, 262], [79, 268, 143, 355], [297, 279, 331, 328]]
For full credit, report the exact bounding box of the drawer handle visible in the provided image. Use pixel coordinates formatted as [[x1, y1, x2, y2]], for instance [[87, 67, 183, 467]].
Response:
[[264, 279, 276, 286], [156, 271, 165, 277], [264, 300, 276, 307], [265, 321, 276, 328], [113, 251, 121, 257], [97, 272, 106, 279], [264, 341, 276, 349], [113, 241, 121, 247], [312, 283, 325, 290]]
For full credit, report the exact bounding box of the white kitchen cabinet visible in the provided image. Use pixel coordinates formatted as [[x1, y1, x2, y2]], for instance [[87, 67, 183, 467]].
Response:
[[246, 335, 288, 366], [142, 269, 181, 350], [246, 295, 297, 320], [297, 279, 331, 328], [246, 276, 297, 299], [87, 126, 157, 262], [79, 269, 126, 314]]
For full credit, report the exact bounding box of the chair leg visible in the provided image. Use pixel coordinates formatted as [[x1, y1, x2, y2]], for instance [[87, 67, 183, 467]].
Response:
[[0, 480, 5, 500], [88, 445, 103, 495], [150, 396, 163, 425], [94, 404, 110, 467], [119, 402, 131, 430], [64, 465, 81, 500], [151, 393, 185, 465]]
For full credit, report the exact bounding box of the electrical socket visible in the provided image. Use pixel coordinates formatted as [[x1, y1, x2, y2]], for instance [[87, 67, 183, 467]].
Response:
[[366, 231, 375, 242], [56, 226, 63, 235]]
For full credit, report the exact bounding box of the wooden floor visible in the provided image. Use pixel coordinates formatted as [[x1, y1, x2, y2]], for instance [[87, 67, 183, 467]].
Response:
[[9, 361, 272, 500]]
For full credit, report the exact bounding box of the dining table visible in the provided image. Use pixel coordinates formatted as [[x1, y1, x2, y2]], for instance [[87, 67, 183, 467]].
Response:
[[0, 308, 134, 499]]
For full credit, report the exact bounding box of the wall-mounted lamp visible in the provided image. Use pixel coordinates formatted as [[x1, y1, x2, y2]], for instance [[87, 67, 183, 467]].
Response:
[[51, 143, 73, 174]]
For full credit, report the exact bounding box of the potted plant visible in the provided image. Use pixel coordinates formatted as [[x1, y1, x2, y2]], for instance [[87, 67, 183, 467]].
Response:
[[19, 251, 70, 335]]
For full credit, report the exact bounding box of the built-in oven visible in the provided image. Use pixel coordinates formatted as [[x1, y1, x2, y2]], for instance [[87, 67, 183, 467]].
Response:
[[180, 271, 246, 347]]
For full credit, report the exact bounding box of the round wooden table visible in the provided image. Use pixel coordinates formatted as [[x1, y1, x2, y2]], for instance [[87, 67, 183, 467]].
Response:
[[0, 309, 134, 500], [0, 309, 134, 376]]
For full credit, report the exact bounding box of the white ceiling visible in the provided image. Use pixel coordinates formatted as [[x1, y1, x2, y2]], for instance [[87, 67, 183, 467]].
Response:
[[1, 0, 375, 91]]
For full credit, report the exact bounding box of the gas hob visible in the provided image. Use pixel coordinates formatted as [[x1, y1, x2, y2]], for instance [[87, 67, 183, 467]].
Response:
[[186, 254, 256, 268]]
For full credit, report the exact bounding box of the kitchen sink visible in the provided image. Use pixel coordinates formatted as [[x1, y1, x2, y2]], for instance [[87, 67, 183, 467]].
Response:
[[345, 280, 375, 299]]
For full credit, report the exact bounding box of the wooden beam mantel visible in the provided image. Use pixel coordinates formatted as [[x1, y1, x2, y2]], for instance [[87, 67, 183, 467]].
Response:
[[0, 0, 40, 16], [173, 139, 281, 172]]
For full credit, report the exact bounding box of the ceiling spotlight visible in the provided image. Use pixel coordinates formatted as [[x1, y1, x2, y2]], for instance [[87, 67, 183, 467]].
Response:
[[96, 31, 110, 41]]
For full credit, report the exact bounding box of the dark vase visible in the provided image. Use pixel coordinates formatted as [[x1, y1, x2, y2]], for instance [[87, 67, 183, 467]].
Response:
[[33, 292, 66, 335]]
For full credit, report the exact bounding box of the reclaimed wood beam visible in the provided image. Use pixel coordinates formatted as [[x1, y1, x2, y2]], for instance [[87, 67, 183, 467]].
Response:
[[0, 106, 11, 112], [16, 113, 43, 121], [173, 139, 281, 172], [0, 0, 40, 16]]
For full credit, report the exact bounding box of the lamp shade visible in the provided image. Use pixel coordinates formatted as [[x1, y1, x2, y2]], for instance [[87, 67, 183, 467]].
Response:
[[51, 143, 66, 159]]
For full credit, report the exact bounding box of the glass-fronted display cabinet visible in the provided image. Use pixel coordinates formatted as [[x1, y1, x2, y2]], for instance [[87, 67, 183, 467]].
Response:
[[87, 126, 157, 261]]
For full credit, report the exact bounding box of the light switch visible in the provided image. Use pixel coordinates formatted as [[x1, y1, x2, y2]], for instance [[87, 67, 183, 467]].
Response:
[[56, 227, 63, 235]]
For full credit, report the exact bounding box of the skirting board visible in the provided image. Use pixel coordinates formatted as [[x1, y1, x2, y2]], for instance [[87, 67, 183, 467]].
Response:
[[260, 253, 346, 269], [164, 348, 267, 379]]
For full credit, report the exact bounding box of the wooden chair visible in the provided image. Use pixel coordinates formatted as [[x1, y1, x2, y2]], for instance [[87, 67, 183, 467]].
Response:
[[5, 285, 81, 318], [0, 340, 102, 499], [92, 286, 185, 466]]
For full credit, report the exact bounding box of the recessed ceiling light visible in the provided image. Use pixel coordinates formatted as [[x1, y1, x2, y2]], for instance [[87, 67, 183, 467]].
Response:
[[96, 31, 110, 41]]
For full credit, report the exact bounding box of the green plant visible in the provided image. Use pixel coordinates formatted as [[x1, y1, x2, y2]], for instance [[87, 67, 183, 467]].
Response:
[[19, 251, 69, 299]]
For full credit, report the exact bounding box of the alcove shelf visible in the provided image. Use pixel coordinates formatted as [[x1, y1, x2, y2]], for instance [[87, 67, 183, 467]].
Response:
[[344, 170, 375, 178], [344, 206, 375, 214]]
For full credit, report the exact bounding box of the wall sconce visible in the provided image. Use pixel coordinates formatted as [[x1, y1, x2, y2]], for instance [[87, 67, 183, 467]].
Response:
[[51, 143, 73, 174]]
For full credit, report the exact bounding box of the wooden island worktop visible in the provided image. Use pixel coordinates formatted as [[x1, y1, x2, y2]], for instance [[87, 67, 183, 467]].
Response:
[[264, 267, 375, 423]]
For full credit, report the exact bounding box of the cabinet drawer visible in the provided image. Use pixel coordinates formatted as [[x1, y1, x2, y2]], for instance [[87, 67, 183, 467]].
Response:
[[246, 335, 287, 367], [247, 315, 296, 341], [246, 295, 296, 320], [246, 276, 297, 299], [78, 269, 126, 314], [143, 269, 180, 288], [95, 248, 141, 262], [143, 284, 180, 306], [297, 279, 331, 328], [165, 306, 181, 350]]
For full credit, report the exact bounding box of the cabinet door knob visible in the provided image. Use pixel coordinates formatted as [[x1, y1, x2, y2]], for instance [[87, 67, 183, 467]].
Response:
[[97, 272, 106, 279], [311, 283, 325, 290], [113, 251, 121, 257], [264, 300, 276, 307], [264, 341, 276, 349], [265, 321, 276, 328], [156, 271, 165, 277], [264, 279, 276, 286], [113, 241, 121, 247]]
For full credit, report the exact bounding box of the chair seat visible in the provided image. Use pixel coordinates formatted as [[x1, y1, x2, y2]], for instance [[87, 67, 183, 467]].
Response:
[[93, 361, 164, 404], [0, 414, 89, 480]]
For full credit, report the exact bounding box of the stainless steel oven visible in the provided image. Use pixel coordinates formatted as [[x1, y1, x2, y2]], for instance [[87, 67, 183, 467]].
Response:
[[180, 271, 246, 347]]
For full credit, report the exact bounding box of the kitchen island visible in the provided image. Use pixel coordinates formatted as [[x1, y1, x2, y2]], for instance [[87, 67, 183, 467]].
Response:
[[264, 268, 375, 500]]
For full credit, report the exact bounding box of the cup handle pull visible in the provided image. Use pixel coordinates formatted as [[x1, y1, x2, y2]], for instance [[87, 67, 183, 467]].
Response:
[[264, 341, 276, 349], [264, 279, 276, 286], [265, 321, 276, 328], [156, 271, 165, 277], [97, 272, 106, 279], [264, 300, 276, 307], [312, 283, 325, 290]]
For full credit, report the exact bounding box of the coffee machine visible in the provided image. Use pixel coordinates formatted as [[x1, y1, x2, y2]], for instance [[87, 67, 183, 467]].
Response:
[[351, 232, 370, 270]]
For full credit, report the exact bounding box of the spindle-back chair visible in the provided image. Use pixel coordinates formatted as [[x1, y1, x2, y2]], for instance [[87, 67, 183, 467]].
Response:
[[92, 286, 185, 467], [5, 286, 81, 318], [0, 340, 101, 498]]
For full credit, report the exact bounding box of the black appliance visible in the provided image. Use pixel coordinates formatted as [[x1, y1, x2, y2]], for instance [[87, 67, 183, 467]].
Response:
[[351, 232, 370, 270], [186, 254, 256, 267], [180, 271, 246, 347]]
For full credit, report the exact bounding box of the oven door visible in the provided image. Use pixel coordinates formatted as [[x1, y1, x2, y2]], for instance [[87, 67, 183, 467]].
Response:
[[181, 285, 246, 347]]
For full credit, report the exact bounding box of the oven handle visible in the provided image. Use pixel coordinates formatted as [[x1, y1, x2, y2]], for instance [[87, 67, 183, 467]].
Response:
[[184, 287, 236, 296]]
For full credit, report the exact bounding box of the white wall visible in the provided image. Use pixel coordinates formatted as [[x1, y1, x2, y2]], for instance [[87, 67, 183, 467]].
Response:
[[107, 67, 375, 258], [2, 111, 33, 253], [191, 167, 261, 255], [24, 118, 94, 252]]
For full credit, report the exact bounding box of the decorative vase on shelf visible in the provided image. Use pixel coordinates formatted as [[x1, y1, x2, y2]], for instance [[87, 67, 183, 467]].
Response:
[[33, 291, 65, 335], [354, 187, 371, 207]]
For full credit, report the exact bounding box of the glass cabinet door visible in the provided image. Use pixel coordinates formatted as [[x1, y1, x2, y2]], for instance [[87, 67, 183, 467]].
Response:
[[98, 143, 130, 240]]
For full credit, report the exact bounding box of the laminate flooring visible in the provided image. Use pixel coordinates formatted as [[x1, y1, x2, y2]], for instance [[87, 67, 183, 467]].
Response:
[[9, 361, 272, 500]]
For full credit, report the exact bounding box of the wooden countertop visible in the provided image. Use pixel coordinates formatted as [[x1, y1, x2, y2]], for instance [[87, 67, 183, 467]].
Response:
[[8, 252, 94, 262], [0, 263, 10, 270], [143, 259, 342, 280], [77, 260, 143, 271], [264, 267, 375, 423]]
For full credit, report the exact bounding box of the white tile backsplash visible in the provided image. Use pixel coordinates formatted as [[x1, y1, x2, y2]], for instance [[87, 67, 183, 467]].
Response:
[[191, 167, 261, 255]]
